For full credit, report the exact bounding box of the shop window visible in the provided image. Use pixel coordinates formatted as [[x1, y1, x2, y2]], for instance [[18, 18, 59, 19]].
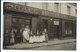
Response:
[[11, 17, 31, 43], [65, 22, 73, 35], [37, 19, 48, 35], [42, 19, 48, 29]]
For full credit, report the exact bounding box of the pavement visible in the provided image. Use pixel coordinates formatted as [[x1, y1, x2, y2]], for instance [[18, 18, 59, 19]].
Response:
[[4, 38, 76, 49], [30, 42, 76, 50]]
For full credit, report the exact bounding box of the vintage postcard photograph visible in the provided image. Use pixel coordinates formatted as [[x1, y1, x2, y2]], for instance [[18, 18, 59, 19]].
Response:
[[2, 0, 80, 1], [2, 2, 77, 51]]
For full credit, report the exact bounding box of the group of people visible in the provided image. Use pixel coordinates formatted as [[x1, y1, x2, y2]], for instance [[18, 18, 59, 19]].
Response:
[[29, 29, 48, 43], [22, 25, 48, 43], [10, 25, 48, 44]]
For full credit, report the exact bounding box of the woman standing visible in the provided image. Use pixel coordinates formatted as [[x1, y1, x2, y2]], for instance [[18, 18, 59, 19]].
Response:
[[10, 29, 15, 45], [43, 28, 48, 42]]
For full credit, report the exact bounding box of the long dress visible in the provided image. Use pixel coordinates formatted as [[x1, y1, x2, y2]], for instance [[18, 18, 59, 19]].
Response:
[[10, 30, 15, 44], [22, 28, 30, 41], [29, 36, 33, 43], [29, 31, 34, 43]]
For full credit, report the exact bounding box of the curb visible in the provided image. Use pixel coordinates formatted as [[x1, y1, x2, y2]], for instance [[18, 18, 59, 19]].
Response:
[[5, 40, 76, 50]]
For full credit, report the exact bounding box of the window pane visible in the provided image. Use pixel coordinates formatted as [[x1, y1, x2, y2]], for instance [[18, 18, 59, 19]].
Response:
[[67, 6, 71, 15]]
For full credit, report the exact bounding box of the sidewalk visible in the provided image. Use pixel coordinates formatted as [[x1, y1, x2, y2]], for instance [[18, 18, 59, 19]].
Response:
[[4, 38, 76, 49]]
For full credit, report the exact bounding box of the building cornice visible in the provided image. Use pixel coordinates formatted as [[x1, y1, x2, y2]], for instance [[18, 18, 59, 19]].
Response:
[[69, 3, 77, 6]]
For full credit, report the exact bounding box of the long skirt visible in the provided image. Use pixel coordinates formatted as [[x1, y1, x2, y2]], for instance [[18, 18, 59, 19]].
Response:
[[10, 37, 15, 44], [29, 36, 34, 43]]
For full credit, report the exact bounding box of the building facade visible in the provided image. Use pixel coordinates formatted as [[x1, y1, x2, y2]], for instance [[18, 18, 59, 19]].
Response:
[[3, 2, 76, 45]]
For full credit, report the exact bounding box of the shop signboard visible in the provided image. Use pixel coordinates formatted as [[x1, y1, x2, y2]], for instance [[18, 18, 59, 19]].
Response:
[[54, 20, 59, 25]]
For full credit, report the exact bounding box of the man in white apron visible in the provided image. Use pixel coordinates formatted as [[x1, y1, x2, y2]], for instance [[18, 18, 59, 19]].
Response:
[[22, 25, 30, 42]]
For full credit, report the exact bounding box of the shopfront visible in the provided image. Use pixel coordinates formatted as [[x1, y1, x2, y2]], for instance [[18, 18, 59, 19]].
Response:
[[3, 2, 76, 45], [64, 21, 76, 38]]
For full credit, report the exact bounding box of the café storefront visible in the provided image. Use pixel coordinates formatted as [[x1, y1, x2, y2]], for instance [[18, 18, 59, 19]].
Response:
[[3, 2, 76, 45]]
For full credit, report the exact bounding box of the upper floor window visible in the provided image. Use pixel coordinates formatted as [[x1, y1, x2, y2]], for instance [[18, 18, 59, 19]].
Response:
[[55, 3, 59, 12], [75, 9, 77, 16], [42, 3, 48, 10], [67, 6, 71, 15], [17, 2, 27, 5]]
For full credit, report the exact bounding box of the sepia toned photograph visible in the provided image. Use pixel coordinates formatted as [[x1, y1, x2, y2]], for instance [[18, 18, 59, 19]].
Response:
[[3, 2, 76, 50], [2, 0, 80, 1]]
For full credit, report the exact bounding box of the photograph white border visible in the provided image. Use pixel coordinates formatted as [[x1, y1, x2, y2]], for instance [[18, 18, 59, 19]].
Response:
[[1, 1, 80, 52]]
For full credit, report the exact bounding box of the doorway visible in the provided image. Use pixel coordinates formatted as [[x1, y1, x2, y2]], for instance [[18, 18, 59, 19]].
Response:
[[53, 25, 60, 38], [53, 19, 60, 39], [48, 19, 60, 40]]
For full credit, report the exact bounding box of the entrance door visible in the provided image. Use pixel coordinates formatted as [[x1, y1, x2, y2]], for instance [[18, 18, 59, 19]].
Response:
[[48, 19, 54, 40], [12, 17, 31, 43], [42, 19, 48, 30], [48, 19, 60, 40], [53, 25, 59, 38], [53, 19, 60, 39]]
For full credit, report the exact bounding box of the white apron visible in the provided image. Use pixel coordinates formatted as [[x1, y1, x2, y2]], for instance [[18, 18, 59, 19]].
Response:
[[29, 36, 34, 43], [33, 35, 36, 42], [10, 31, 15, 43], [23, 28, 30, 40]]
